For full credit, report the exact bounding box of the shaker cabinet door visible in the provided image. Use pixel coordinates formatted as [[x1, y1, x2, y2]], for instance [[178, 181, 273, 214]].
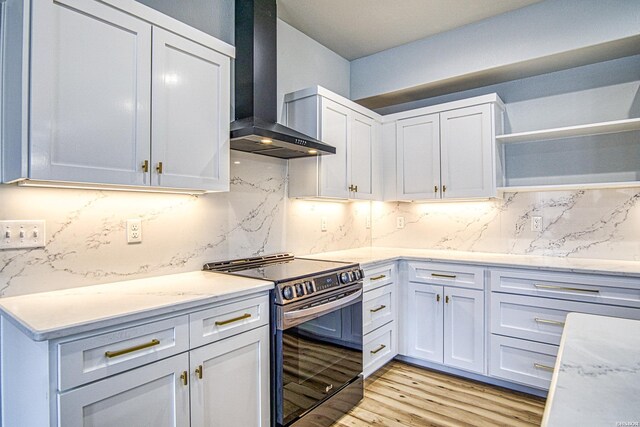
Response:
[[29, 0, 151, 185], [319, 98, 351, 199], [58, 353, 190, 427], [404, 282, 444, 363], [396, 114, 441, 200], [440, 104, 493, 199], [152, 27, 230, 191], [350, 112, 377, 200], [443, 287, 485, 374], [189, 325, 270, 427]]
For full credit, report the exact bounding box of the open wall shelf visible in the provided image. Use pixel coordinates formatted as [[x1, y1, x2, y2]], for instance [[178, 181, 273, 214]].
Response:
[[496, 118, 640, 144]]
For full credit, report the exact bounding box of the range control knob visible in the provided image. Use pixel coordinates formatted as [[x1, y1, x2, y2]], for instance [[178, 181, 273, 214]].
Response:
[[282, 286, 294, 301], [304, 281, 314, 294], [295, 283, 305, 297], [353, 270, 362, 280], [339, 272, 350, 284]]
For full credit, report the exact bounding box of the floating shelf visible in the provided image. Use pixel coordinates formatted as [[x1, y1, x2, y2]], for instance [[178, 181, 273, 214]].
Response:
[[496, 118, 640, 144], [497, 181, 640, 194]]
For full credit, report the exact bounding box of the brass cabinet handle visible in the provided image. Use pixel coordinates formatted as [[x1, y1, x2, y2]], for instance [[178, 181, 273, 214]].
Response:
[[533, 363, 554, 372], [370, 274, 386, 281], [534, 317, 565, 327], [534, 284, 599, 294], [354, 185, 358, 192], [348, 185, 354, 192], [436, 294, 440, 302], [442, 185, 447, 193], [156, 162, 163, 174], [445, 295, 450, 304], [215, 313, 252, 326], [370, 305, 386, 313], [348, 184, 358, 192], [434, 185, 438, 193], [370, 344, 386, 355], [142, 160, 149, 173], [195, 365, 203, 379], [105, 339, 160, 358], [432, 273, 457, 279], [180, 371, 188, 386]]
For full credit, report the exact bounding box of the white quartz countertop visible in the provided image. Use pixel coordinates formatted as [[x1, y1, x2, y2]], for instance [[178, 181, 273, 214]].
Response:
[[542, 313, 640, 426], [0, 271, 273, 341], [305, 247, 640, 277]]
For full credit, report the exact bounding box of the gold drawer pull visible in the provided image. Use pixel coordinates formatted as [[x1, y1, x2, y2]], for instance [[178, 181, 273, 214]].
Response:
[[533, 363, 554, 372], [432, 273, 457, 279], [370, 344, 386, 355], [195, 365, 203, 379], [534, 317, 565, 327], [215, 313, 252, 326], [180, 371, 188, 386], [534, 284, 599, 294], [370, 274, 386, 281], [370, 305, 386, 313], [105, 339, 160, 358]]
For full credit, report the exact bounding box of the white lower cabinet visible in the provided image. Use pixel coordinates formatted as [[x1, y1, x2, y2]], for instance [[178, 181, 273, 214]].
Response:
[[190, 325, 270, 427], [362, 263, 398, 377], [59, 353, 190, 427], [403, 262, 485, 374], [0, 292, 269, 427]]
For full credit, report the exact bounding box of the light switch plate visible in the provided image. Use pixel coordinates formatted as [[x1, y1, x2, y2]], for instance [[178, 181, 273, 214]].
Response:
[[0, 220, 46, 250]]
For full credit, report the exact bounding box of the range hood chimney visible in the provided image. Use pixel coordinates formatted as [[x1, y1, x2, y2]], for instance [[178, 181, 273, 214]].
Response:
[[231, 0, 336, 159]]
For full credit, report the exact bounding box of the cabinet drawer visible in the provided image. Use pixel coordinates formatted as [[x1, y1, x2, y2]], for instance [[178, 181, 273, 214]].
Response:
[[363, 263, 395, 291], [58, 315, 189, 391], [491, 293, 640, 346], [489, 335, 558, 390], [408, 262, 484, 290], [364, 322, 396, 378], [363, 284, 394, 334], [490, 269, 640, 308], [190, 294, 269, 348]]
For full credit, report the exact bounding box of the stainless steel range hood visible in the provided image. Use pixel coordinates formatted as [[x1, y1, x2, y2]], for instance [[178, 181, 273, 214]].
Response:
[[231, 0, 336, 159]]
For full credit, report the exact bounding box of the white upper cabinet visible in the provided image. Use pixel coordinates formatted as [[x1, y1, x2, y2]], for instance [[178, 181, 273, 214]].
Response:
[[440, 104, 494, 199], [396, 113, 441, 200], [29, 0, 152, 186], [384, 94, 504, 201], [1, 0, 234, 192], [151, 27, 230, 191], [285, 86, 381, 200]]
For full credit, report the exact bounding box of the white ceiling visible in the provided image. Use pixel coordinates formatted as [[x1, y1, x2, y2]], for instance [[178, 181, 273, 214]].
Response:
[[277, 0, 543, 60]]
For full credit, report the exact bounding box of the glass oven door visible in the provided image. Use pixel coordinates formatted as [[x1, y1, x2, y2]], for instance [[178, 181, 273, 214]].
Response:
[[276, 295, 362, 426]]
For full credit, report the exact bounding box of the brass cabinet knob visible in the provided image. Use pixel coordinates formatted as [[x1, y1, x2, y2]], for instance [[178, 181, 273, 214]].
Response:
[[142, 160, 149, 173], [156, 162, 163, 174]]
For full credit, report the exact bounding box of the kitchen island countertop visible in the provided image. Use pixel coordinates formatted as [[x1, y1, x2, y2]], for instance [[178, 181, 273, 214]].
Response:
[[542, 313, 640, 426], [0, 271, 273, 341]]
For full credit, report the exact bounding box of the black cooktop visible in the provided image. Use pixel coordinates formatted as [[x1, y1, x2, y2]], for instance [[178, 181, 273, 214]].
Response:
[[203, 253, 356, 283]]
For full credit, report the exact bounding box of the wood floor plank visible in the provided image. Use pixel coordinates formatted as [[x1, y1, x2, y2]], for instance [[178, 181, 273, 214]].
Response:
[[333, 361, 545, 427]]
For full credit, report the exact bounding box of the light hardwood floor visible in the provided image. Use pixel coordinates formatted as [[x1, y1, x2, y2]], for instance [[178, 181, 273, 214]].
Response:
[[334, 361, 546, 427]]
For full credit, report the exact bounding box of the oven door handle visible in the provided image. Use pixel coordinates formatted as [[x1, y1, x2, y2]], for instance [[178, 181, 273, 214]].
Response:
[[284, 290, 363, 320]]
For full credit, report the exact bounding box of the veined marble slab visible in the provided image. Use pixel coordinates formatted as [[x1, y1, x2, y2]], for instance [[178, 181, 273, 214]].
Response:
[[0, 271, 273, 341], [305, 247, 640, 277], [542, 313, 640, 426]]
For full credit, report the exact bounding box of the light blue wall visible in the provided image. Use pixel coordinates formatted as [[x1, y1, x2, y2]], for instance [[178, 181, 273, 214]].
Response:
[[350, 0, 640, 102]]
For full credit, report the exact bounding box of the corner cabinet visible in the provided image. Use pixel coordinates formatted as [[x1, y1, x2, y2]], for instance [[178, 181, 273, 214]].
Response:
[[1, 293, 270, 427], [386, 94, 504, 201], [285, 86, 382, 200], [1, 0, 233, 192]]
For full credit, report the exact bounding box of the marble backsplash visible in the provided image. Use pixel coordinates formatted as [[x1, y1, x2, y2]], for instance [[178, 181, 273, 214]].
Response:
[[2, 154, 638, 298], [372, 188, 640, 261], [0, 151, 370, 297]]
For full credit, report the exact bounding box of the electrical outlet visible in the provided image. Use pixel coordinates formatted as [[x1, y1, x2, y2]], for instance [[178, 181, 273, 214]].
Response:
[[0, 220, 46, 250], [531, 216, 543, 232], [320, 217, 327, 232], [366, 215, 371, 229], [127, 219, 142, 243], [396, 216, 405, 229]]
